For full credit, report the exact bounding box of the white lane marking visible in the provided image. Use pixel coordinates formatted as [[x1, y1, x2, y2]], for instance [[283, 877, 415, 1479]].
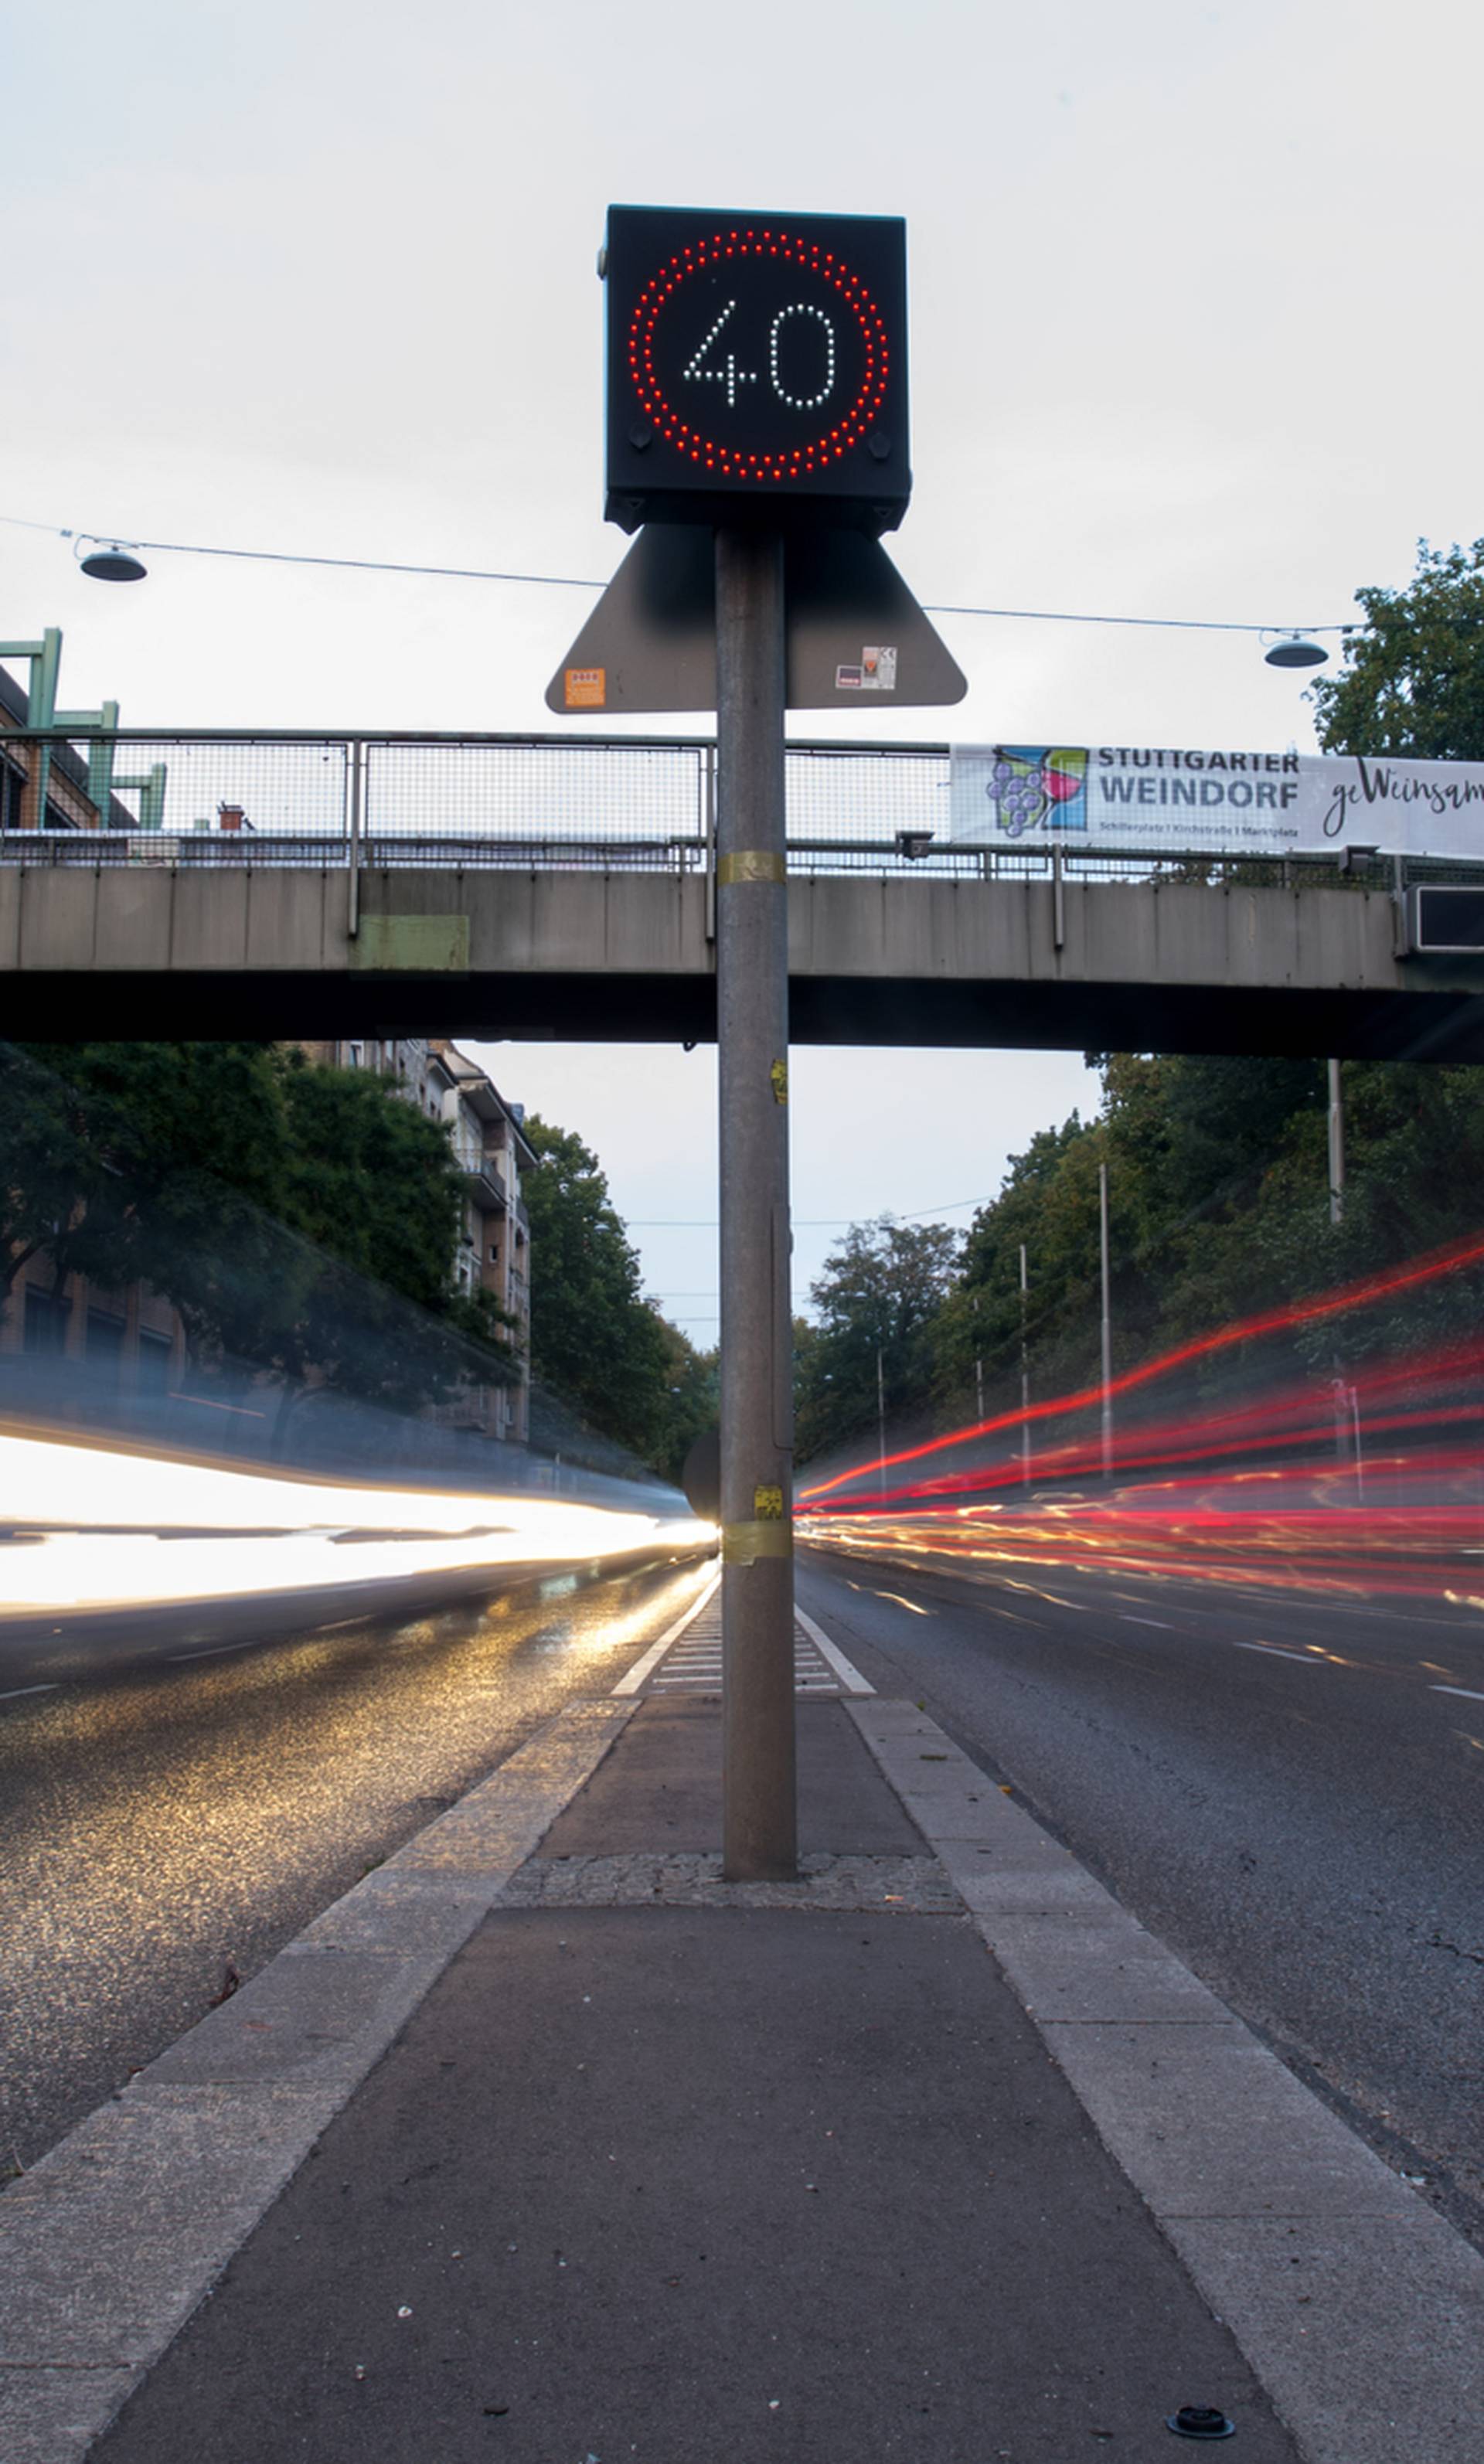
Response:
[[0, 1682, 60, 1700], [795, 1606, 875, 1696], [167, 1641, 257, 1663], [611, 1571, 720, 1695], [1120, 1615, 1175, 1630], [873, 1589, 933, 1617], [1234, 1642, 1321, 1664], [1431, 1683, 1484, 1703], [627, 1586, 871, 1699]]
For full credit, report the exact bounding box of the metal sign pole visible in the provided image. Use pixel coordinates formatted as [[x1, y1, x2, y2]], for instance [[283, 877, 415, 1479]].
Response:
[[715, 524, 797, 1883]]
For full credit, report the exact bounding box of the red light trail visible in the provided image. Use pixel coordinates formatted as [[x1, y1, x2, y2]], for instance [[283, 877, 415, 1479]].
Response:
[[798, 1228, 1484, 1506]]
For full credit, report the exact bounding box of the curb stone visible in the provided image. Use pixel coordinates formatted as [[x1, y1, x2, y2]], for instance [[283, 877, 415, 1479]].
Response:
[[847, 1697, 1484, 2464]]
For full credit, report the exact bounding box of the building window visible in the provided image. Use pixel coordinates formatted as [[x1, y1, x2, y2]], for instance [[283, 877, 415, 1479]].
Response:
[[0, 755, 25, 832], [138, 1331, 173, 1394], [87, 1308, 127, 1362], [23, 1288, 70, 1354]]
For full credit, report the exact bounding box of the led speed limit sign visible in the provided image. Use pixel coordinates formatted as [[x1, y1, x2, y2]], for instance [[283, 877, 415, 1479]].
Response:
[[603, 206, 910, 533]]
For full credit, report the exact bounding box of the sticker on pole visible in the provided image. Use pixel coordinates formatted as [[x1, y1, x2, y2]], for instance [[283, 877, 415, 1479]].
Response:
[[836, 645, 897, 692], [754, 1485, 785, 1520], [564, 666, 607, 710]]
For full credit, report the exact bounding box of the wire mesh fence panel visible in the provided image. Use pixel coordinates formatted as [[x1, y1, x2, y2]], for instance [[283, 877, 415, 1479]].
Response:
[[784, 744, 951, 847], [364, 740, 708, 849], [0, 734, 350, 853], [2, 731, 1481, 893]]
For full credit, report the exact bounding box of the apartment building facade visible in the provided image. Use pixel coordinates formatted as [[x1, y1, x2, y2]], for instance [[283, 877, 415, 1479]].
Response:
[[298, 1037, 535, 1443], [0, 1252, 186, 1390]]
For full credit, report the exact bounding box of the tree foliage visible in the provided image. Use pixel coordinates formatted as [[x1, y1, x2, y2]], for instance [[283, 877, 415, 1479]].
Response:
[[519, 1114, 707, 1474], [276, 1056, 466, 1314], [4, 1047, 710, 1480], [653, 1315, 720, 1488], [793, 1053, 1484, 1466], [2, 1041, 513, 1416], [1309, 537, 1484, 760], [795, 1218, 961, 1462]]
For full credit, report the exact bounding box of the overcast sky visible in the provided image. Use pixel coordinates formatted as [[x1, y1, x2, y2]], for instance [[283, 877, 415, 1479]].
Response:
[[7, 0, 1479, 1333]]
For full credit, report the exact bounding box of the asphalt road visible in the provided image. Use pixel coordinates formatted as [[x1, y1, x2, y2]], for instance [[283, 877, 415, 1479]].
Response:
[[797, 1537, 1484, 2254], [0, 1550, 713, 2173]]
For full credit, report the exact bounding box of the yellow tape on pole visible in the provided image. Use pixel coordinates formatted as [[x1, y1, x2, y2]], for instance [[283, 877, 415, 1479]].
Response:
[[716, 849, 787, 886], [722, 1520, 795, 1564]]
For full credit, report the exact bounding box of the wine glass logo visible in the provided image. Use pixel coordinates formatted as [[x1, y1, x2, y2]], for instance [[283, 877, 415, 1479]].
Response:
[[986, 747, 1088, 837]]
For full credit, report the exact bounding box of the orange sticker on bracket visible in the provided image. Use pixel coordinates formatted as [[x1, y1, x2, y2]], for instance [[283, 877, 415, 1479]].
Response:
[[564, 666, 607, 710]]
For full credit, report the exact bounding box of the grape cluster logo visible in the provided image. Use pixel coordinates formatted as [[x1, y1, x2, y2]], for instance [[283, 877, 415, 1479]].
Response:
[[985, 747, 1089, 837]]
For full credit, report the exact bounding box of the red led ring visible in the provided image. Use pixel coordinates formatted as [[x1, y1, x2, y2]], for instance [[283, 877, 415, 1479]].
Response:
[[627, 230, 889, 483]]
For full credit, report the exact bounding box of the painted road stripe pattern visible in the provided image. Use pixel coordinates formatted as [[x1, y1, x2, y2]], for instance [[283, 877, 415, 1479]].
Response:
[[610, 1572, 722, 1695], [616, 1576, 873, 1697]]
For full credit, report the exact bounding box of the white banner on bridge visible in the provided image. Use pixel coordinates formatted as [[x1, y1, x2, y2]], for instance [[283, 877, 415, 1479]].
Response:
[[948, 744, 1484, 859]]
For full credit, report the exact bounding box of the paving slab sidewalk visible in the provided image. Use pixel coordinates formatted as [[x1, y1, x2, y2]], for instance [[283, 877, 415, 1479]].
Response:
[[79, 1697, 1301, 2464]]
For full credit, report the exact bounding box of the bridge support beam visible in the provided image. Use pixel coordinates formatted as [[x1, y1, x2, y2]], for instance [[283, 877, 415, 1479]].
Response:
[[716, 526, 797, 1882]]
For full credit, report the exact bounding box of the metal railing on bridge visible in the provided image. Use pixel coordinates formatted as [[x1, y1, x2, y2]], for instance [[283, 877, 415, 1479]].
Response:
[[1, 725, 1475, 895]]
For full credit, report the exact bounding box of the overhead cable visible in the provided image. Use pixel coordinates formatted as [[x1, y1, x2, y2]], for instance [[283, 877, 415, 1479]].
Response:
[[0, 509, 1350, 639]]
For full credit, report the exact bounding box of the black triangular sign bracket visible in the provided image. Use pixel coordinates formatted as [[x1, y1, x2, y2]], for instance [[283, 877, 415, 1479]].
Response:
[[546, 526, 967, 716]]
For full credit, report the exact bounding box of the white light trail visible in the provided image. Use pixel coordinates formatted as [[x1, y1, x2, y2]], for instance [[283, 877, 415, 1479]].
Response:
[[0, 1434, 712, 1617]]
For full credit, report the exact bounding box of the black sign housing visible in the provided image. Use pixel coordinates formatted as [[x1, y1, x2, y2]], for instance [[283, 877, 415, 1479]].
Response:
[[604, 205, 910, 535]]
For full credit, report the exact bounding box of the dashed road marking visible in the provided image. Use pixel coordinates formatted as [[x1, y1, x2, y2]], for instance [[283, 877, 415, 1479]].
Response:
[[1431, 1683, 1484, 1703], [1234, 1642, 1320, 1664]]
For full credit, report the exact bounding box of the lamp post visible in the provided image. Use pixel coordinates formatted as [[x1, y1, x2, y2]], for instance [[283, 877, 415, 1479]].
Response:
[[1099, 1162, 1113, 1482], [1327, 1058, 1350, 1470], [1019, 1242, 1031, 1486], [1327, 1059, 1345, 1226]]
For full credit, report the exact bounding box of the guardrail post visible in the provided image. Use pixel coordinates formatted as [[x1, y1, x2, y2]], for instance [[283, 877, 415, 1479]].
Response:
[[1052, 843, 1066, 951], [1392, 854, 1411, 958], [347, 739, 365, 940]]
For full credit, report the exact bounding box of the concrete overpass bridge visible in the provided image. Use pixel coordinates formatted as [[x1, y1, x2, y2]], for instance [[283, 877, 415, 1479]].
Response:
[[4, 728, 1484, 1060]]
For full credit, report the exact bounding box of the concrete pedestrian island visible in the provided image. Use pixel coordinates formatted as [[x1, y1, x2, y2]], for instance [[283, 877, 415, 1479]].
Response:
[[5, 1593, 1480, 2464], [79, 1698, 1302, 2464]]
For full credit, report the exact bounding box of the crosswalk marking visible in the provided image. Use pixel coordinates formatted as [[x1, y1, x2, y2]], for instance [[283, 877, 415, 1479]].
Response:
[[610, 1573, 720, 1694], [614, 1580, 873, 1697]]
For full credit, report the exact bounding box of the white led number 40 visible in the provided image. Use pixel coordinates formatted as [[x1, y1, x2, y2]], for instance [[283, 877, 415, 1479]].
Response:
[[683, 300, 836, 410]]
